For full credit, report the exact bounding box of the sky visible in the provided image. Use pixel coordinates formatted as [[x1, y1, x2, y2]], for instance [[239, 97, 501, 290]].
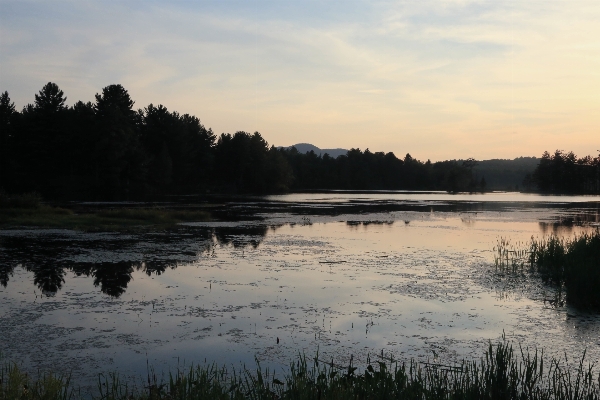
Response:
[[1, 1, 598, 161]]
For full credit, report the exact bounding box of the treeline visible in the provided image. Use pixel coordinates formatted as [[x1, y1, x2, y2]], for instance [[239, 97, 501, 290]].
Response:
[[0, 83, 293, 199], [0, 82, 485, 199], [526, 150, 600, 194], [284, 148, 484, 192], [2, 82, 597, 199]]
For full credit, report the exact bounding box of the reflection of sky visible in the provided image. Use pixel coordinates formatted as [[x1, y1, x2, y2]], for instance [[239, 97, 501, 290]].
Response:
[[264, 191, 600, 203], [1, 204, 599, 394], [1, 1, 599, 160]]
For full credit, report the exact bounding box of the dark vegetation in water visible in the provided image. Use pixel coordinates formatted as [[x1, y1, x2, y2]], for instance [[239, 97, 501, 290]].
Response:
[[2, 338, 599, 399], [530, 230, 600, 309], [495, 230, 600, 310], [0, 193, 210, 230], [4, 84, 596, 198]]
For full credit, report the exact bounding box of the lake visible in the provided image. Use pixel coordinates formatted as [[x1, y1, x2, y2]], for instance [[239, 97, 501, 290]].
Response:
[[1, 192, 599, 395]]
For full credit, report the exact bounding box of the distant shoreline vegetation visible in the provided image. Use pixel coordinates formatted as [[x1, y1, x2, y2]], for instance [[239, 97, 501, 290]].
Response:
[[0, 192, 210, 231], [1, 83, 598, 200]]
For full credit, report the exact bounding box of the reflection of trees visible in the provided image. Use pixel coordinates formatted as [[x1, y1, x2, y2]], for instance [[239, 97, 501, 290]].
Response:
[[92, 262, 134, 297], [0, 225, 272, 297], [139, 260, 176, 276], [346, 221, 394, 230], [30, 264, 66, 295], [0, 237, 15, 287], [539, 213, 599, 235], [0, 263, 14, 287]]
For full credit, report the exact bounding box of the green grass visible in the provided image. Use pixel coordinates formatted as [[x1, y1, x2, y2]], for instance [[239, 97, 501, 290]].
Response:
[[494, 230, 600, 309], [2, 338, 599, 399]]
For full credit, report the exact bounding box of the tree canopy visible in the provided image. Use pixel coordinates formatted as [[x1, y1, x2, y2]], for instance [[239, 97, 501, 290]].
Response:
[[1, 83, 597, 199]]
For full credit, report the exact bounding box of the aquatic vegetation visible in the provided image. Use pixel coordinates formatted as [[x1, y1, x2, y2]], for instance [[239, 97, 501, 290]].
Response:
[[495, 230, 600, 309], [530, 230, 600, 309], [2, 338, 599, 399], [493, 238, 532, 273], [0, 207, 210, 230]]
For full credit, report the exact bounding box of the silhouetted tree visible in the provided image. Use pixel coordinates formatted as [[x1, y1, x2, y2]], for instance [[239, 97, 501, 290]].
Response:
[[532, 150, 599, 194], [92, 84, 146, 198], [0, 91, 17, 190]]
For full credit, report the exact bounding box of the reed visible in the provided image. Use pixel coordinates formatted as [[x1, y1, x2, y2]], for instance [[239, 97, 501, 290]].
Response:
[[494, 230, 600, 309], [2, 337, 599, 399], [493, 237, 532, 273], [529, 230, 600, 309], [0, 361, 74, 400]]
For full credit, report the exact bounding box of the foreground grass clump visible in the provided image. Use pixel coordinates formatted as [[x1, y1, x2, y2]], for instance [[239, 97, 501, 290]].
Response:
[[0, 361, 73, 400], [494, 230, 600, 309], [529, 230, 600, 309], [0, 193, 210, 230], [3, 339, 599, 399]]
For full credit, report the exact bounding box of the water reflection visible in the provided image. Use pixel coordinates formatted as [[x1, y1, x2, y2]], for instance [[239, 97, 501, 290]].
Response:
[[0, 226, 275, 297], [31, 264, 66, 296], [346, 220, 394, 229], [2, 197, 600, 393], [539, 212, 600, 234]]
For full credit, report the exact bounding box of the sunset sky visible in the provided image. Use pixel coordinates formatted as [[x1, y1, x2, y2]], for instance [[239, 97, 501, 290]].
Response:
[[1, 1, 598, 161]]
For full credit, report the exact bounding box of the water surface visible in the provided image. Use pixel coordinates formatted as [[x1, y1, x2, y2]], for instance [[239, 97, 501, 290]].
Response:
[[1, 192, 599, 394]]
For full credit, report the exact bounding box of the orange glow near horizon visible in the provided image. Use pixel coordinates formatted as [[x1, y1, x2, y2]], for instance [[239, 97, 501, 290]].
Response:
[[1, 1, 598, 161]]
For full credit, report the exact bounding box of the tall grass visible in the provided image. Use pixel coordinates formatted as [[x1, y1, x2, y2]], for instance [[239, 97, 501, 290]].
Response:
[[0, 361, 74, 400], [2, 337, 599, 399], [529, 230, 600, 309], [494, 230, 600, 309]]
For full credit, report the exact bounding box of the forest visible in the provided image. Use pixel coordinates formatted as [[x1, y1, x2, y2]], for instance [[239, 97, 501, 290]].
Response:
[[0, 82, 598, 199]]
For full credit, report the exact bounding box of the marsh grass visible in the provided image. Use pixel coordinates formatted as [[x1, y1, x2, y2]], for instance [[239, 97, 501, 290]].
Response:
[[3, 338, 599, 399], [0, 361, 74, 400], [530, 230, 600, 309], [495, 230, 600, 309], [0, 204, 210, 231], [493, 238, 532, 273]]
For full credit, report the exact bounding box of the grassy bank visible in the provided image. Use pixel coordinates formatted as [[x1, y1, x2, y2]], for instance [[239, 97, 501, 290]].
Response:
[[0, 193, 210, 230], [495, 230, 600, 309], [2, 339, 599, 399]]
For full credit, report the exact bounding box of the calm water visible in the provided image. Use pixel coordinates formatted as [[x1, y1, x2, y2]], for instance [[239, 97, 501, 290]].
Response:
[[1, 192, 599, 394]]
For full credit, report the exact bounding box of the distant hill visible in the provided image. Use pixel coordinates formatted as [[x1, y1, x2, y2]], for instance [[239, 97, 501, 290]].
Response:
[[281, 144, 539, 191], [472, 157, 539, 191], [281, 143, 349, 158]]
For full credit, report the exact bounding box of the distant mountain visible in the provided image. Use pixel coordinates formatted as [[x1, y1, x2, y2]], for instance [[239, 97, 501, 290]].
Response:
[[280, 144, 538, 190], [472, 157, 539, 191], [280, 143, 348, 158]]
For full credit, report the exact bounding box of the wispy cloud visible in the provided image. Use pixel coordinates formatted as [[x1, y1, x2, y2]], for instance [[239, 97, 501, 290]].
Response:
[[1, 0, 598, 160]]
